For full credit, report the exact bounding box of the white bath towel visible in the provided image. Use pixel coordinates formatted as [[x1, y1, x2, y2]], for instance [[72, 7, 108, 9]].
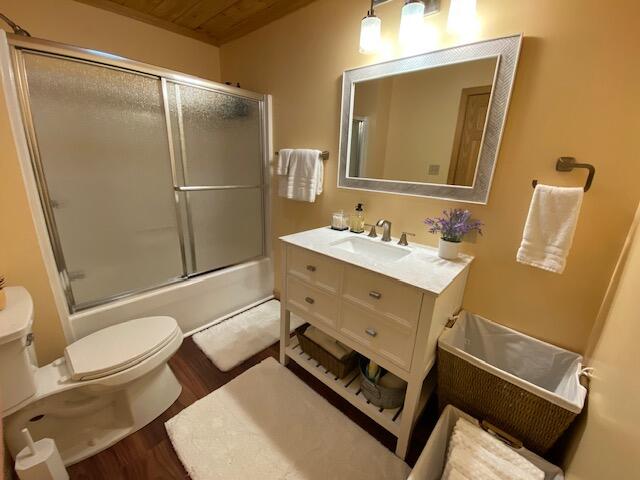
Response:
[[442, 418, 544, 480], [277, 149, 324, 202], [516, 184, 583, 274], [275, 148, 293, 175]]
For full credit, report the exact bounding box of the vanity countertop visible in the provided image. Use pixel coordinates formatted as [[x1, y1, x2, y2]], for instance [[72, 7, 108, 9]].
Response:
[[280, 227, 473, 295]]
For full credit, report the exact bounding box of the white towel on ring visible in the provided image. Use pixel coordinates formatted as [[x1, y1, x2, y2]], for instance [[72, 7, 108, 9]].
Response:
[[516, 184, 583, 274], [277, 149, 323, 202]]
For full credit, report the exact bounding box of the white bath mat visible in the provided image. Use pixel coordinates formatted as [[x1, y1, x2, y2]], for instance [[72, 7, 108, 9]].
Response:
[[166, 357, 410, 480], [192, 299, 304, 371]]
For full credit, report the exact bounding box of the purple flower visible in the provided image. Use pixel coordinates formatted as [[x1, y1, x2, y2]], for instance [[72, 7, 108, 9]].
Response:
[[424, 209, 483, 243]]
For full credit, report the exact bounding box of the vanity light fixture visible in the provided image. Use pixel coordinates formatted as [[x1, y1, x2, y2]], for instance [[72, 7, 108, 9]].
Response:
[[447, 0, 478, 35], [359, 0, 382, 54], [399, 0, 426, 46]]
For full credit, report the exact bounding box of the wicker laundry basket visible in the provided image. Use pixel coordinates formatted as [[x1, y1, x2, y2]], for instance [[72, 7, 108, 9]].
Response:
[[437, 311, 587, 455]]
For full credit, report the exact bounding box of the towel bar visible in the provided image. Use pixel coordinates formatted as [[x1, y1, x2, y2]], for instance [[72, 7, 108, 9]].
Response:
[[532, 157, 595, 192], [275, 150, 329, 160]]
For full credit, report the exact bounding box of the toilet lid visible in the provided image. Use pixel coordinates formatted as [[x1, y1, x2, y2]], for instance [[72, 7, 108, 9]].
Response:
[[64, 316, 180, 381]]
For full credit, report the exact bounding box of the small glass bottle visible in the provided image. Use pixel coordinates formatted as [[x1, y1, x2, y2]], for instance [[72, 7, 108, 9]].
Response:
[[350, 203, 365, 233]]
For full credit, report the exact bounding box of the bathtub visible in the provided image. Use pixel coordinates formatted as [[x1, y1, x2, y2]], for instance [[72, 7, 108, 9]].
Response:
[[67, 257, 274, 341]]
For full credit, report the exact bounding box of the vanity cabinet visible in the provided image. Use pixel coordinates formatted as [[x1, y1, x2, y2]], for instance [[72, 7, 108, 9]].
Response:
[[279, 228, 472, 459]]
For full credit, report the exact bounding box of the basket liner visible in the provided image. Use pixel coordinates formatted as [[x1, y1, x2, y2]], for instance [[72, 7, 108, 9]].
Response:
[[438, 311, 587, 414]]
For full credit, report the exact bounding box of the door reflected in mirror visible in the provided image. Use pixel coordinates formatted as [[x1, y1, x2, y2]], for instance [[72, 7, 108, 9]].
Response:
[[349, 57, 498, 186]]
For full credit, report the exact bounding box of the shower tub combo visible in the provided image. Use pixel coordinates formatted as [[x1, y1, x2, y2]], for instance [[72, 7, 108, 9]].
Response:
[[2, 33, 274, 343]]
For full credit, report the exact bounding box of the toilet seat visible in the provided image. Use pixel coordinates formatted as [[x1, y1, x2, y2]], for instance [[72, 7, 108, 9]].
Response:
[[64, 316, 181, 381]]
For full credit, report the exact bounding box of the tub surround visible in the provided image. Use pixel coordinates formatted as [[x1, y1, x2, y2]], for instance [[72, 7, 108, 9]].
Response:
[[280, 227, 473, 458]]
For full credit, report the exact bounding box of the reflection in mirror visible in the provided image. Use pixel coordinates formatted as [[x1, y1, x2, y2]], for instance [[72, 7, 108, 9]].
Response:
[[349, 57, 497, 186]]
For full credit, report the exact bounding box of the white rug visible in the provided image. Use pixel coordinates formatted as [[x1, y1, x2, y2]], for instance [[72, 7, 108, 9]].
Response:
[[166, 357, 410, 480], [192, 300, 304, 372]]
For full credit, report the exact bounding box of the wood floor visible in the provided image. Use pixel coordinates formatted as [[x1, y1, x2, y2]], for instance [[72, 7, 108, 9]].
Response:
[[66, 336, 439, 479]]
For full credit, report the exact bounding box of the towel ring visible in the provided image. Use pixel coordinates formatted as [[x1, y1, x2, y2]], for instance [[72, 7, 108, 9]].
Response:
[[532, 157, 595, 192]]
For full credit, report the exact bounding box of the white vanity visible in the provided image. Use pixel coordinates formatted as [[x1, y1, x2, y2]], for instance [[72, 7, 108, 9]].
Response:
[[279, 227, 473, 459]]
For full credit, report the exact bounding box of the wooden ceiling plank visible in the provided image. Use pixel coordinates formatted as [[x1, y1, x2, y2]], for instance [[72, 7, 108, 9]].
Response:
[[119, 0, 164, 13], [150, 0, 202, 22], [174, 0, 239, 30], [74, 0, 220, 45], [199, 0, 279, 35], [205, 0, 317, 44]]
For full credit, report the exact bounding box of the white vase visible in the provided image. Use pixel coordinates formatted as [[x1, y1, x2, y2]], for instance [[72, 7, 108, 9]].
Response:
[[438, 238, 461, 260]]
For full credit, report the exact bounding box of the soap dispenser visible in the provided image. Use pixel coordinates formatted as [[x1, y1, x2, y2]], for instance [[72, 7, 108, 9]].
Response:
[[350, 203, 365, 233]]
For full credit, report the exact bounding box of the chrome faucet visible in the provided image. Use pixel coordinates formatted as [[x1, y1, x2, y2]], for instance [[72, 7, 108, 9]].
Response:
[[376, 219, 392, 242]]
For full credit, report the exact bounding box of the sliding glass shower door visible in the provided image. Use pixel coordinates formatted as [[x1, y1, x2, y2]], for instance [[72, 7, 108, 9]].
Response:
[[19, 52, 184, 309], [15, 49, 266, 312], [167, 82, 264, 275]]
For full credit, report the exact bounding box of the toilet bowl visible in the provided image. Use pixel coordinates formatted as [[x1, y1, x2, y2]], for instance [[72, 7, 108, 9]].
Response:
[[0, 287, 183, 466]]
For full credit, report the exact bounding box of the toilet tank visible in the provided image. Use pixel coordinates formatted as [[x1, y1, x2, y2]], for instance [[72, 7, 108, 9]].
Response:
[[0, 287, 37, 416]]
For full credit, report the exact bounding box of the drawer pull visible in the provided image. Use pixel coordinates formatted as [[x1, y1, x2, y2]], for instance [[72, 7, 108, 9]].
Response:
[[369, 290, 382, 300], [306, 265, 316, 272], [304, 296, 315, 305], [365, 328, 377, 337]]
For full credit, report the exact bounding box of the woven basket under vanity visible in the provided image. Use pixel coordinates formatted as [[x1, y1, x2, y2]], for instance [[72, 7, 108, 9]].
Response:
[[296, 326, 357, 379]]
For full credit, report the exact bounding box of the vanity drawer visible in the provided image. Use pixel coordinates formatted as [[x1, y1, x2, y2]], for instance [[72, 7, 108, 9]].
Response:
[[342, 266, 422, 328], [286, 275, 339, 329], [287, 245, 341, 293], [340, 303, 415, 371]]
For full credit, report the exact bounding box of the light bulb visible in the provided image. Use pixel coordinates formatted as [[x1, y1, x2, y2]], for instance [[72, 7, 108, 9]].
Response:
[[447, 0, 478, 35], [399, 1, 426, 47], [359, 13, 382, 54]]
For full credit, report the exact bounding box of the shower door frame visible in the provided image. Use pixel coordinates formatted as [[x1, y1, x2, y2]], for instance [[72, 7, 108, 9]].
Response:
[[5, 34, 272, 315]]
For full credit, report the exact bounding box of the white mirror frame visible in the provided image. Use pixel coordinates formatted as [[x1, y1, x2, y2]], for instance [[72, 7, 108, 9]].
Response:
[[338, 34, 522, 204]]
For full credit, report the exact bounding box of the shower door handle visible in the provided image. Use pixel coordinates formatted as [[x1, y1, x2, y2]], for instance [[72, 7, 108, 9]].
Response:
[[174, 185, 261, 192]]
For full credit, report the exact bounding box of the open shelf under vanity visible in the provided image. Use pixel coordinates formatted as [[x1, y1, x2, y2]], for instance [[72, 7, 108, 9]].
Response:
[[286, 335, 434, 437]]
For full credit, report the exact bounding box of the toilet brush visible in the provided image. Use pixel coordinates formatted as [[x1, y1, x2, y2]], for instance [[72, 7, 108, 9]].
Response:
[[14, 429, 68, 480]]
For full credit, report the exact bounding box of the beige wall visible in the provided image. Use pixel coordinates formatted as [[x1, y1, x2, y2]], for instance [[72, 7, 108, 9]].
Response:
[[563, 205, 640, 478], [0, 0, 221, 364], [221, 0, 640, 353]]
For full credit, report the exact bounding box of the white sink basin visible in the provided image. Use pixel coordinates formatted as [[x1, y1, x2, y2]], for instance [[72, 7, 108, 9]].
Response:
[[330, 236, 410, 263]]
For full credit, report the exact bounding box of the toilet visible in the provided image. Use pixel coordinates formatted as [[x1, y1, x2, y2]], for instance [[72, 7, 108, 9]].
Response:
[[0, 286, 183, 466]]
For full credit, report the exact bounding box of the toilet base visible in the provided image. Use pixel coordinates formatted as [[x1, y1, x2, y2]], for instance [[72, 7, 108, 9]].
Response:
[[5, 363, 182, 466]]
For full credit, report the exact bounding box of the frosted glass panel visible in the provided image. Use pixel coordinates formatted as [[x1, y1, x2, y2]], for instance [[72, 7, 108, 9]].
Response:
[[173, 83, 262, 186], [186, 189, 263, 273], [22, 53, 183, 307]]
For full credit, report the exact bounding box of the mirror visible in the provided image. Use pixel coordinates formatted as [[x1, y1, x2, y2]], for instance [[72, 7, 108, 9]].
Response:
[[339, 34, 522, 204], [350, 57, 497, 186]]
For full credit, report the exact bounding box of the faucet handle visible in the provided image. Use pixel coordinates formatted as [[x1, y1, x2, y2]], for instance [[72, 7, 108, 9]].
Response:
[[364, 223, 377, 238], [398, 232, 416, 246]]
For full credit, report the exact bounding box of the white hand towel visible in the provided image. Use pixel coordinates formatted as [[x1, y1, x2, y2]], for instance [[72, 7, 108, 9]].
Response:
[[517, 184, 584, 274], [275, 148, 293, 175], [277, 149, 324, 202]]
